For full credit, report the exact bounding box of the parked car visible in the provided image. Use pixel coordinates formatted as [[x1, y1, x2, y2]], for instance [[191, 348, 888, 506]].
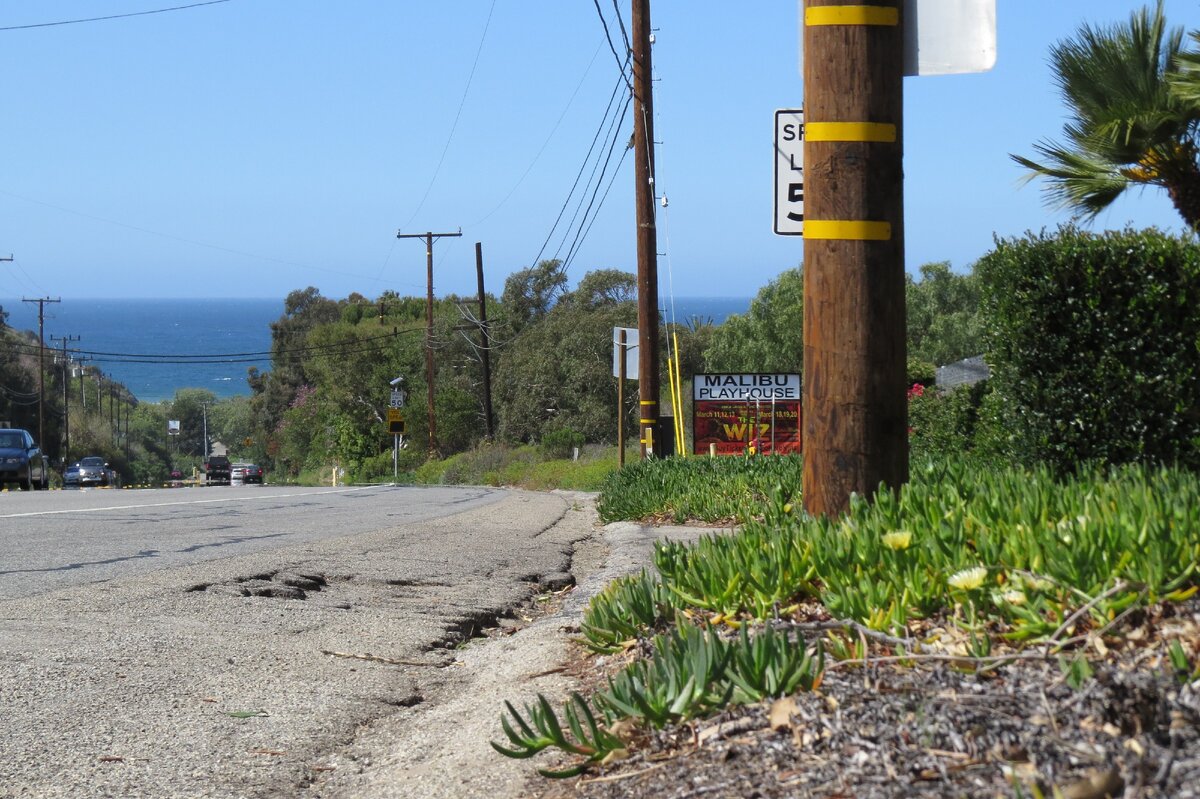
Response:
[[241, 463, 264, 484], [230, 463, 247, 482], [63, 462, 81, 487], [73, 455, 116, 488], [0, 428, 51, 491]]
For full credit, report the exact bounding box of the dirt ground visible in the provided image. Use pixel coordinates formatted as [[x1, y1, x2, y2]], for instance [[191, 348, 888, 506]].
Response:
[[524, 598, 1200, 799]]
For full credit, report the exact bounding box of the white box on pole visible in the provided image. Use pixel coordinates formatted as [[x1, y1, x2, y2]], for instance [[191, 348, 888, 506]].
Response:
[[797, 0, 996, 77]]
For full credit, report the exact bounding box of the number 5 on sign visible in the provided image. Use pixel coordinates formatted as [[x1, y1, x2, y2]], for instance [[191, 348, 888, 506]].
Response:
[[774, 109, 804, 236]]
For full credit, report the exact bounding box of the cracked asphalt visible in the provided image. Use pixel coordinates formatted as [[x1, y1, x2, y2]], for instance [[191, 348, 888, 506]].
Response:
[[0, 487, 611, 798]]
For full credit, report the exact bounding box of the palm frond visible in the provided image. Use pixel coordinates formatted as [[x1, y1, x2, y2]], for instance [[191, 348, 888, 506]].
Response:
[[1011, 143, 1131, 221], [1013, 1, 1200, 223]]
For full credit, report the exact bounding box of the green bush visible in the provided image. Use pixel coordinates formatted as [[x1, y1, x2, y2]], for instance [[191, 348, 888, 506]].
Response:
[[411, 441, 617, 490], [906, 356, 936, 386], [977, 226, 1200, 472], [596, 455, 803, 524], [540, 428, 585, 460], [908, 381, 992, 463]]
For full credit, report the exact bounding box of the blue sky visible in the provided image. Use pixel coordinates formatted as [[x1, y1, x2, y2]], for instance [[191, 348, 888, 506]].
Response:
[[3, 1, 1200, 302]]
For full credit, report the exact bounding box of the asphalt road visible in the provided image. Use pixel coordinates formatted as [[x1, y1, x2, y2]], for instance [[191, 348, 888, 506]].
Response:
[[0, 484, 503, 600], [0, 484, 597, 798]]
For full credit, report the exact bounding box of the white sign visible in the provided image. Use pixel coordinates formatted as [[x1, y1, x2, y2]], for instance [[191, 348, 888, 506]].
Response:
[[168, 419, 180, 436], [904, 0, 996, 76], [774, 109, 804, 236], [612, 327, 639, 379], [694, 373, 801, 402], [389, 389, 406, 408], [797, 0, 996, 77]]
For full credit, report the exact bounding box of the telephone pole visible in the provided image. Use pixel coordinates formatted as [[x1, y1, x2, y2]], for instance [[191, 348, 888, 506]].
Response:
[[51, 334, 80, 465], [474, 242, 495, 440], [801, 0, 908, 516], [23, 297, 61, 453], [632, 0, 661, 458], [396, 229, 462, 456]]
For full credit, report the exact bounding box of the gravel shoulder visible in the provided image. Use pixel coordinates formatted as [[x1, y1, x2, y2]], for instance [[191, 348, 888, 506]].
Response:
[[307, 506, 715, 798]]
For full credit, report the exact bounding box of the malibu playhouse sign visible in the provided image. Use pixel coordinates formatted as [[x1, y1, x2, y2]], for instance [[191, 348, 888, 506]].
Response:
[[693, 373, 801, 455]]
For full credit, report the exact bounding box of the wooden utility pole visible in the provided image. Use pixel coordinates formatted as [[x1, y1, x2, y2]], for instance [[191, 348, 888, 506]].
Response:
[[632, 0, 660, 458], [801, 0, 907, 516], [22, 296, 61, 453], [474, 242, 495, 440], [396, 229, 461, 456], [51, 334, 80, 465]]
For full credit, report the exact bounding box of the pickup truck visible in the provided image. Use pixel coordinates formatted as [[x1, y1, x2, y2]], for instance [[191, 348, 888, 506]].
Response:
[[204, 455, 232, 485]]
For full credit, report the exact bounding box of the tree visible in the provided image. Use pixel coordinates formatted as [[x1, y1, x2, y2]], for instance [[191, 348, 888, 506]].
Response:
[[569, 269, 637, 308], [248, 287, 341, 453], [167, 388, 218, 458], [495, 269, 637, 443], [500, 260, 568, 333], [906, 262, 983, 367], [1012, 2, 1200, 228], [703, 267, 803, 374]]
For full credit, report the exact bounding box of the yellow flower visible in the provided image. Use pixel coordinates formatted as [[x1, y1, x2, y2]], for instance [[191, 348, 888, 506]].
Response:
[[948, 566, 988, 591], [882, 530, 912, 551], [996, 589, 1027, 606]]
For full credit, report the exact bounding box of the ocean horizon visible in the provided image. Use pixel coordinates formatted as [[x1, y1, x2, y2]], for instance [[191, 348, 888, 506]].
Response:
[[3, 295, 752, 403]]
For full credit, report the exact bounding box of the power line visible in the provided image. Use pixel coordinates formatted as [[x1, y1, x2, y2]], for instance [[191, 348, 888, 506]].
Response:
[[467, 42, 605, 228], [591, 0, 632, 91], [526, 67, 630, 271], [7, 326, 424, 364], [558, 96, 633, 272], [399, 0, 498, 230], [562, 142, 631, 273], [0, 188, 423, 291], [0, 1, 231, 31], [609, 0, 632, 56]]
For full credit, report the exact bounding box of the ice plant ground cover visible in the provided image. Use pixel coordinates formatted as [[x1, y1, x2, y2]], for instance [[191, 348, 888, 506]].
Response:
[[495, 458, 1200, 792]]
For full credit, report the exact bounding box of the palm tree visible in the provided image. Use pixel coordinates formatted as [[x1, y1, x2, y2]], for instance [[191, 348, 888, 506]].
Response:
[[1012, 2, 1200, 229]]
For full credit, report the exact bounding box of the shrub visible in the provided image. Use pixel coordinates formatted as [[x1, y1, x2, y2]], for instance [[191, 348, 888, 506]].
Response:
[[596, 455, 803, 524], [906, 356, 936, 386], [908, 381, 992, 463], [540, 428, 585, 460], [977, 226, 1200, 472]]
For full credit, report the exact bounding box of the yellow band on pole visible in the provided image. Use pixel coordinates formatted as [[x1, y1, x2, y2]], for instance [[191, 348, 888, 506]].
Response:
[[805, 5, 898, 26], [640, 419, 656, 425], [803, 220, 892, 241], [639, 400, 656, 405], [805, 121, 896, 143]]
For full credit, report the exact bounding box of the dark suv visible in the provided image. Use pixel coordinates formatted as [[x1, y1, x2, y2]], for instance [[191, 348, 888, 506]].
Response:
[[204, 455, 232, 485], [0, 428, 51, 491]]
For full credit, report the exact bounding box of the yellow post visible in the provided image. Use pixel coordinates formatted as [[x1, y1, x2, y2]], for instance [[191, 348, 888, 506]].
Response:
[[672, 331, 686, 455]]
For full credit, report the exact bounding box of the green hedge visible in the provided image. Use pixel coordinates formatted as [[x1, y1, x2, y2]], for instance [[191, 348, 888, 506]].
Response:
[[976, 226, 1200, 472], [596, 455, 803, 524]]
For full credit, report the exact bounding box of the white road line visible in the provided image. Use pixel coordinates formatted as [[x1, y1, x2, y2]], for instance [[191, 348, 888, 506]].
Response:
[[0, 485, 385, 519]]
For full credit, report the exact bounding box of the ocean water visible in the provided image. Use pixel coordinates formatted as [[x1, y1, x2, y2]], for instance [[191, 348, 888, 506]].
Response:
[[2, 298, 281, 403], [2, 295, 750, 403]]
